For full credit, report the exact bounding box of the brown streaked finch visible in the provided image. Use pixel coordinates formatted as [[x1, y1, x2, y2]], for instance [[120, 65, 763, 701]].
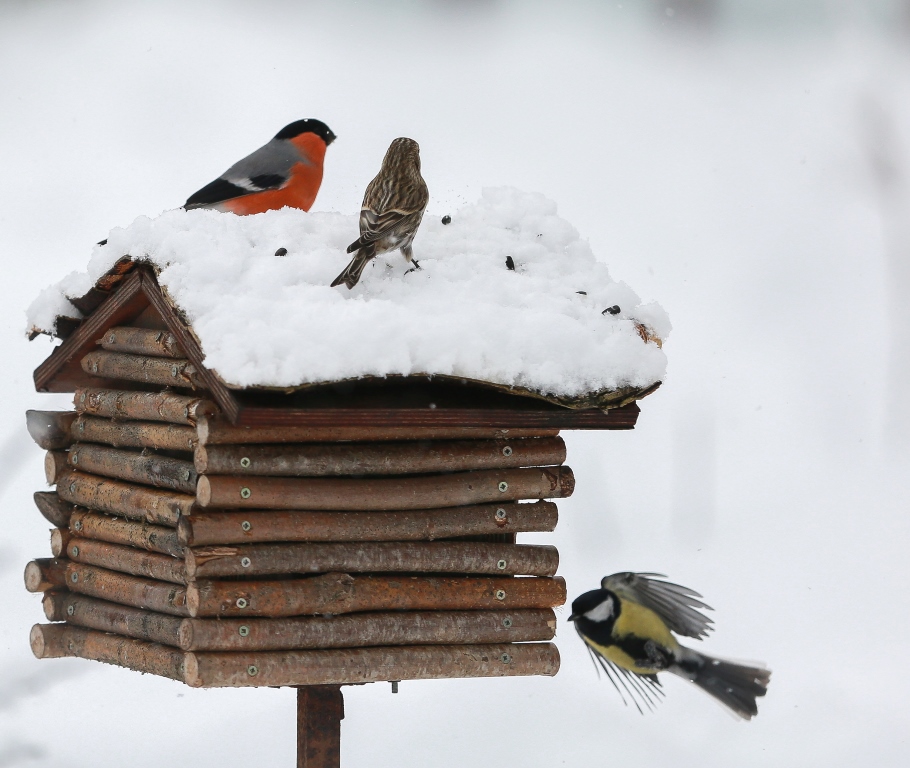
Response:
[[331, 137, 429, 289]]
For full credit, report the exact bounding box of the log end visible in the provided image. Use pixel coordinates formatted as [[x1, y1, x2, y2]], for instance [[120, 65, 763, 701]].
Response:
[[29, 624, 49, 658], [26, 410, 76, 450], [182, 652, 203, 687], [44, 451, 68, 485], [176, 515, 193, 547], [196, 475, 211, 508], [193, 445, 208, 474], [42, 591, 67, 622], [185, 583, 200, 618], [557, 466, 575, 498], [50, 528, 69, 558], [33, 491, 73, 528]]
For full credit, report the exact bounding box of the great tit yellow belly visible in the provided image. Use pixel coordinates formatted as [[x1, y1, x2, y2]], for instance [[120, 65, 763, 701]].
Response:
[[568, 572, 770, 719]]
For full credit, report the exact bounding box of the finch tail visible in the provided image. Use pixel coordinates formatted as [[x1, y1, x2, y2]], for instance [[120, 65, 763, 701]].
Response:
[[673, 650, 770, 720], [331, 246, 375, 289]]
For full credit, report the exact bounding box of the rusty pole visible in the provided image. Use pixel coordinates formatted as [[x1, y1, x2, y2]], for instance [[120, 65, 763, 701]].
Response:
[[296, 685, 344, 768]]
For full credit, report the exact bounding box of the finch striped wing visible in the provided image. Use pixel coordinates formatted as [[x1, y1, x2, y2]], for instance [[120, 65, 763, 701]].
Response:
[[346, 208, 418, 252], [601, 572, 714, 640], [576, 629, 664, 714]]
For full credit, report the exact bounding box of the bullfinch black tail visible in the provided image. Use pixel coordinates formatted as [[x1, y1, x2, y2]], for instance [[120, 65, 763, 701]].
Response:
[[330, 246, 375, 290], [676, 652, 770, 720]]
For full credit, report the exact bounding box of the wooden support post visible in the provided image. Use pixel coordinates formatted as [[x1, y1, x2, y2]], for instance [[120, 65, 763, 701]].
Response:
[[297, 685, 343, 768]]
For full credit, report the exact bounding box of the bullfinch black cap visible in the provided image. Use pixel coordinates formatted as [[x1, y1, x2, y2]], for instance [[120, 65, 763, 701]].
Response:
[[274, 119, 337, 145]]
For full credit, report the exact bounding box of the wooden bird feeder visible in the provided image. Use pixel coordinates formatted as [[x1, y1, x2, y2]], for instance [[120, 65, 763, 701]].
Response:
[[24, 261, 659, 766]]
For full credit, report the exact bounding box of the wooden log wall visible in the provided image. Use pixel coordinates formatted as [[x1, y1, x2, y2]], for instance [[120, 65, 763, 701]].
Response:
[[25, 327, 574, 687]]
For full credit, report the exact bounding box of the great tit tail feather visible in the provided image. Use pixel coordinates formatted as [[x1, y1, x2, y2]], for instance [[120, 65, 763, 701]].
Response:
[[683, 653, 770, 720]]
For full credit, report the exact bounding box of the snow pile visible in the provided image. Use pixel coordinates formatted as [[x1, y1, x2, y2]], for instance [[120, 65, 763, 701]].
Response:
[[27, 188, 669, 398]]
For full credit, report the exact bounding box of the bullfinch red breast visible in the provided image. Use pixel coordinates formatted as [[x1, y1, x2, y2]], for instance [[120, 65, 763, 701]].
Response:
[[184, 118, 336, 214]]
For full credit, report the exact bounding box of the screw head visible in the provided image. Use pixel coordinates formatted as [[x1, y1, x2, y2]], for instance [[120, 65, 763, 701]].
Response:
[[495, 508, 507, 520], [500, 653, 512, 664], [497, 559, 507, 570], [108, 333, 116, 343], [498, 481, 508, 493], [69, 483, 76, 493], [236, 597, 249, 609], [238, 625, 250, 637], [171, 365, 179, 377], [91, 362, 99, 373], [79, 392, 86, 403], [71, 452, 78, 464], [78, 420, 85, 432], [501, 617, 513, 628], [183, 469, 191, 481], [502, 445, 513, 457], [71, 546, 79, 557], [495, 589, 506, 601], [73, 520, 83, 531], [241, 521, 252, 532], [240, 487, 251, 499], [240, 457, 251, 468], [240, 557, 251, 568], [70, 572, 79, 583], [247, 665, 258, 676], [66, 604, 75, 616]]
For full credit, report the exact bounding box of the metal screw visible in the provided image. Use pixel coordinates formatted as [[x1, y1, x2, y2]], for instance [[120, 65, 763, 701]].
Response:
[[108, 333, 116, 344], [495, 508, 507, 520], [71, 546, 79, 557], [240, 487, 251, 499], [502, 617, 513, 628], [184, 406, 190, 418], [241, 521, 252, 532], [70, 572, 79, 583], [78, 420, 85, 432], [70, 483, 76, 493], [183, 469, 191, 481], [502, 446, 513, 457], [240, 457, 251, 468], [497, 559, 507, 570], [236, 597, 248, 609], [238, 625, 250, 637], [247, 665, 258, 677], [171, 365, 179, 377], [495, 589, 506, 601], [79, 392, 86, 403], [91, 362, 98, 373], [73, 520, 83, 531], [240, 557, 251, 568], [500, 653, 512, 664], [67, 604, 75, 616], [71, 452, 78, 464], [498, 481, 508, 493]]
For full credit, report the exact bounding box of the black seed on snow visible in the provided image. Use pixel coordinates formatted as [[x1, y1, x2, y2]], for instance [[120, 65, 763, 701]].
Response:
[[275, 247, 288, 257], [602, 305, 621, 315], [441, 215, 451, 225], [505, 256, 515, 271]]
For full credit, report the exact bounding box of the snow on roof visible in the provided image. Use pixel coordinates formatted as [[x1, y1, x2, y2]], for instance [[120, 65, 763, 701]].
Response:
[[27, 187, 669, 402]]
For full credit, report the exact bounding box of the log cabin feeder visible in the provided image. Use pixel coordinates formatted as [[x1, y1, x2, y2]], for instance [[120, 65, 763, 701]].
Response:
[[24, 201, 666, 768]]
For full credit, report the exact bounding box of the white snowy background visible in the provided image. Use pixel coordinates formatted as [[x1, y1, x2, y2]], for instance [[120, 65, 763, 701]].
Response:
[[2, 1, 910, 766]]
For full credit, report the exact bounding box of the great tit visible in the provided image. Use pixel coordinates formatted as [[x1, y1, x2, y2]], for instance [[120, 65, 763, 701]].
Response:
[[568, 572, 770, 719]]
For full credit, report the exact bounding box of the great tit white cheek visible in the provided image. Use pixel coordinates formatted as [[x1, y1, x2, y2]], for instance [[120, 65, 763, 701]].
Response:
[[584, 596, 615, 623]]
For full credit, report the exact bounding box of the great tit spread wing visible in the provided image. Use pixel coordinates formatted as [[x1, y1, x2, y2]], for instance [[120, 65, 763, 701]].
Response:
[[601, 572, 714, 640], [576, 628, 664, 714]]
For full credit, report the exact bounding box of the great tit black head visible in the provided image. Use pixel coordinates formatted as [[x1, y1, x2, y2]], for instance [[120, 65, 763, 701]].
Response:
[[568, 588, 618, 624]]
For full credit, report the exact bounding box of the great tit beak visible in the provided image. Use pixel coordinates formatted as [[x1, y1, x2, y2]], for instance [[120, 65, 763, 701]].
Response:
[[567, 613, 578, 622]]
